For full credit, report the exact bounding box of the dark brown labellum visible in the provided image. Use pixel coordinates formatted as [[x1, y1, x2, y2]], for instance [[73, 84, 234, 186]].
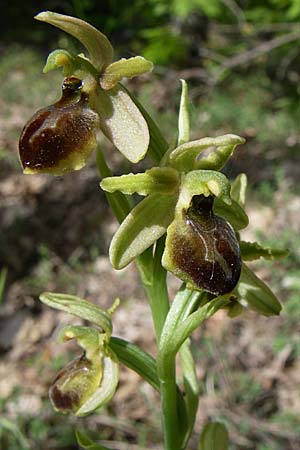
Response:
[[169, 195, 241, 295], [19, 77, 99, 175]]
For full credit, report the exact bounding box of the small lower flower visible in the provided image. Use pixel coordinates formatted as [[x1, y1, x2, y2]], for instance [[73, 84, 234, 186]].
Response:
[[48, 325, 119, 416]]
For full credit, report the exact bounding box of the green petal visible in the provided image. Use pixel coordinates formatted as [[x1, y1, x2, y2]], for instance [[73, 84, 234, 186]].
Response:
[[110, 193, 177, 269], [231, 173, 247, 208], [92, 84, 149, 163], [178, 79, 190, 145], [214, 197, 249, 230], [235, 263, 282, 316], [43, 49, 76, 76], [169, 134, 245, 172], [179, 170, 232, 210], [100, 167, 179, 196], [35, 12, 113, 71], [100, 56, 153, 90], [240, 241, 289, 261]]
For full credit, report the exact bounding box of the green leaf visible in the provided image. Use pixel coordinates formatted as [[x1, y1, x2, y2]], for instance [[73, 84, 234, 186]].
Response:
[[199, 422, 229, 450], [93, 83, 149, 163], [110, 193, 177, 269], [235, 263, 282, 316], [35, 12, 113, 71], [169, 135, 245, 172], [39, 292, 113, 335], [214, 197, 249, 230], [178, 79, 190, 145], [76, 431, 113, 450], [240, 241, 289, 261], [100, 167, 179, 196], [100, 56, 153, 90], [110, 337, 159, 391], [0, 267, 7, 304], [231, 173, 247, 208]]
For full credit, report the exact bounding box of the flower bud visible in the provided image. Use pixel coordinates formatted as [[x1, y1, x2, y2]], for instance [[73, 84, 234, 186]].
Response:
[[162, 194, 241, 295], [48, 326, 119, 416], [19, 76, 99, 175]]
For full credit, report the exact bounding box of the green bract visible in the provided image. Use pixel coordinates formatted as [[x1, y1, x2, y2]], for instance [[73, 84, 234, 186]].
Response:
[[19, 12, 153, 175], [40, 293, 119, 416]]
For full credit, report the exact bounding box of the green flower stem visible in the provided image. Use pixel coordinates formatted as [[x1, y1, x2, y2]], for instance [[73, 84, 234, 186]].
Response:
[[110, 337, 159, 391], [157, 287, 202, 449], [178, 339, 199, 448]]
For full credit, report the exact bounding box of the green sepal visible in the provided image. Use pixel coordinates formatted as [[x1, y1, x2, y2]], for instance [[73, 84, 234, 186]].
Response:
[[231, 173, 247, 207], [76, 348, 119, 416], [39, 292, 113, 336], [100, 56, 153, 90], [178, 79, 190, 145], [110, 193, 177, 269], [240, 241, 289, 261], [100, 167, 179, 196], [199, 422, 229, 450], [235, 263, 282, 316], [169, 134, 245, 172], [76, 431, 112, 450], [92, 83, 149, 163], [214, 197, 249, 230], [35, 12, 113, 72]]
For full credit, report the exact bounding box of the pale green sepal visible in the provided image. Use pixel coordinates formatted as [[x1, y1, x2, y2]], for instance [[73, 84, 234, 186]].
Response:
[[235, 263, 282, 316], [195, 138, 245, 171], [43, 49, 76, 75], [214, 197, 249, 230], [35, 12, 113, 71], [100, 167, 179, 196], [110, 193, 177, 269], [93, 84, 149, 163], [100, 56, 153, 90], [178, 79, 190, 145], [169, 134, 245, 172], [199, 422, 229, 450], [76, 350, 119, 416], [231, 173, 247, 207], [240, 241, 289, 261], [179, 170, 232, 210], [39, 292, 113, 336], [76, 431, 112, 450]]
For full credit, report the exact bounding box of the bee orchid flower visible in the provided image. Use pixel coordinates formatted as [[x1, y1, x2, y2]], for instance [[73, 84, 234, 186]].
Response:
[[19, 11, 153, 175]]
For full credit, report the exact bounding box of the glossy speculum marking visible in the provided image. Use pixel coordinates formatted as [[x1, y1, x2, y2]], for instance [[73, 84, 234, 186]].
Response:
[[174, 195, 241, 295]]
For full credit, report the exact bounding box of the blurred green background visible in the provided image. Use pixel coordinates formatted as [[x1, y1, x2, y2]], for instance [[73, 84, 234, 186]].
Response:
[[1, 1, 300, 449]]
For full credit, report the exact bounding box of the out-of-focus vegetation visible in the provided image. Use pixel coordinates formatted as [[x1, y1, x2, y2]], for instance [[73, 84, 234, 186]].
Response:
[[1, 1, 300, 449]]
